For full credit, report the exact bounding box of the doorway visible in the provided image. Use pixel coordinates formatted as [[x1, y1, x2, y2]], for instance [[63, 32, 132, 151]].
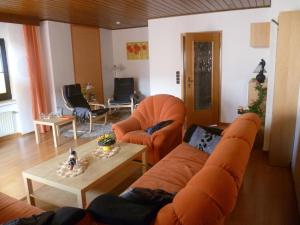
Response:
[[184, 32, 221, 127]]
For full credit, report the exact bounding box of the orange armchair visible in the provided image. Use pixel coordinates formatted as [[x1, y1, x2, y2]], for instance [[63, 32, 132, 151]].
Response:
[[112, 94, 186, 164]]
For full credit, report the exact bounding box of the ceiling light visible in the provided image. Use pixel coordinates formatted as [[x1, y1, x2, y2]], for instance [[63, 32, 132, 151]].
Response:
[[116, 21, 120, 25]]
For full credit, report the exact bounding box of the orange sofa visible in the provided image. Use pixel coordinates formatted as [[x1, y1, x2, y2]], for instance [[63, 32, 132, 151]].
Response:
[[129, 112, 260, 225], [0, 113, 260, 225], [112, 94, 186, 165]]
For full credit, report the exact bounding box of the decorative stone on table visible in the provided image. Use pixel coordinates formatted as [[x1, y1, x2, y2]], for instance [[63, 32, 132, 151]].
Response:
[[56, 147, 89, 178]]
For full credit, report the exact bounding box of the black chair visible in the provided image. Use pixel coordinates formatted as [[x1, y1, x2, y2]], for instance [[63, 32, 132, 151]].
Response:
[[107, 78, 138, 114], [62, 84, 108, 132]]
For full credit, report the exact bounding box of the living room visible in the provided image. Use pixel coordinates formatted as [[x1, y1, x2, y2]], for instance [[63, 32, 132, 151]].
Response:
[[0, 0, 300, 225]]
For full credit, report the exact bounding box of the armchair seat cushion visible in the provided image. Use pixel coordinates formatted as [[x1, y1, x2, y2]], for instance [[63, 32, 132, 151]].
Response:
[[109, 99, 132, 105], [91, 108, 109, 116], [122, 130, 152, 148]]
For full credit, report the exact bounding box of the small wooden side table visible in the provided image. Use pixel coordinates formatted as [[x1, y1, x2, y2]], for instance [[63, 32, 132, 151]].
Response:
[[34, 116, 77, 148]]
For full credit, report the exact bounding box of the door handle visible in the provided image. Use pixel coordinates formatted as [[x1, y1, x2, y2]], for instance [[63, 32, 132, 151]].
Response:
[[187, 77, 194, 88], [187, 77, 194, 83]]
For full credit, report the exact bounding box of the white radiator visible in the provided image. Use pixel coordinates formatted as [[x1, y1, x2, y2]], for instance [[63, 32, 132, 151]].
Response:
[[0, 111, 15, 137]]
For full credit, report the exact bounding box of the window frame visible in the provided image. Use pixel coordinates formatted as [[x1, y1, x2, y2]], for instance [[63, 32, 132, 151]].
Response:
[[0, 38, 12, 101]]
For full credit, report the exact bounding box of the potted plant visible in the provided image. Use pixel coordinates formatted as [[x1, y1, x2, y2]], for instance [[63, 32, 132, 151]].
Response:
[[97, 133, 116, 152]]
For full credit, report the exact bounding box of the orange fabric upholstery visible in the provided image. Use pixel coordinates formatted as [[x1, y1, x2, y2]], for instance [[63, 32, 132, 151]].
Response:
[[131, 143, 209, 193], [112, 94, 186, 164], [153, 113, 260, 225], [129, 113, 260, 225], [0, 193, 42, 224]]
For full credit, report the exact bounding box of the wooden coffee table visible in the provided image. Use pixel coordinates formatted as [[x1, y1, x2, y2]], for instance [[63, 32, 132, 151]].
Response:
[[34, 116, 77, 148], [22, 141, 147, 208]]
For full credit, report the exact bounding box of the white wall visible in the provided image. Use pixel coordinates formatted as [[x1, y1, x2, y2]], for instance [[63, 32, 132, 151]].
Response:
[[148, 8, 271, 123], [40, 21, 75, 114], [0, 22, 34, 134], [100, 28, 114, 101], [112, 27, 150, 96]]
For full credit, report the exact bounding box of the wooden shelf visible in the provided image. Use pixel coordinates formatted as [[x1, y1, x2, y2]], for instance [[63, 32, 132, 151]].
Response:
[[250, 22, 270, 48]]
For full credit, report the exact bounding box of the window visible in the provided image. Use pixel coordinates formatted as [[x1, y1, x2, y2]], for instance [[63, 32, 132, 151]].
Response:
[[0, 38, 11, 101]]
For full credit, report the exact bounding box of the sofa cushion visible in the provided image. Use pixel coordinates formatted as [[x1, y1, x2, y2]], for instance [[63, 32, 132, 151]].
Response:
[[122, 130, 152, 148], [131, 143, 209, 193], [205, 138, 251, 189], [145, 120, 173, 135], [187, 126, 221, 154], [3, 211, 54, 225], [50, 207, 86, 225], [222, 117, 259, 148], [88, 194, 158, 225]]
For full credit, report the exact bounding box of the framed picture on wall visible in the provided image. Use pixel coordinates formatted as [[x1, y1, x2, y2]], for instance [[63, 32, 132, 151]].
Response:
[[127, 41, 148, 60]]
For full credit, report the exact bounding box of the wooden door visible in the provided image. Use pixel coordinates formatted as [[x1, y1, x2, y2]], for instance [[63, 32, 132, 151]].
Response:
[[184, 32, 221, 126], [71, 25, 104, 103], [269, 11, 300, 166]]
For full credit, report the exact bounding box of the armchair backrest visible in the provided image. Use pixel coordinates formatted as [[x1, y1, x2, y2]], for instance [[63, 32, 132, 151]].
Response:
[[132, 94, 186, 130], [113, 78, 134, 102], [62, 84, 91, 110]]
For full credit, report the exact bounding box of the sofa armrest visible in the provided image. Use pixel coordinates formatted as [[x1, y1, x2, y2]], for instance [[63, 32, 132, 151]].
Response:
[[151, 122, 183, 162], [112, 117, 141, 140]]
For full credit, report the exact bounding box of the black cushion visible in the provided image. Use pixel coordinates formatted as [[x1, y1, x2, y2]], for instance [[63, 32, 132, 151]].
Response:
[[109, 99, 132, 104], [145, 120, 173, 135], [120, 187, 175, 208], [87, 194, 158, 225], [113, 78, 134, 102], [3, 211, 55, 225], [91, 108, 109, 116], [63, 84, 91, 109], [50, 207, 85, 225]]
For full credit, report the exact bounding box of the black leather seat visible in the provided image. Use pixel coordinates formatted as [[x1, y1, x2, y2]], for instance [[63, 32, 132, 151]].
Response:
[[62, 84, 108, 132]]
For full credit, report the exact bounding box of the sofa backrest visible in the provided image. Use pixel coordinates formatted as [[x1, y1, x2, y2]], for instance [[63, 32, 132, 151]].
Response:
[[132, 94, 186, 130], [154, 113, 261, 225]]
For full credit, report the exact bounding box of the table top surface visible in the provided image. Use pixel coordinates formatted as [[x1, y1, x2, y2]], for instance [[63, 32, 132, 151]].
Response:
[[34, 115, 75, 125], [23, 140, 146, 193]]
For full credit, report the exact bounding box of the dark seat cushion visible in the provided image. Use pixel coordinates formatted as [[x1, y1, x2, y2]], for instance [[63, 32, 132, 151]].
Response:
[[50, 207, 85, 225], [88, 194, 158, 225], [109, 99, 132, 104], [91, 108, 109, 116]]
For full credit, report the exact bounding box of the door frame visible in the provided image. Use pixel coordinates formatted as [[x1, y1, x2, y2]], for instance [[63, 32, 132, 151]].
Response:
[[182, 31, 222, 126]]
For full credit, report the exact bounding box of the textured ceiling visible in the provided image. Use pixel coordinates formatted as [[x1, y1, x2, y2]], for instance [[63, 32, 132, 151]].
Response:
[[0, 0, 271, 29]]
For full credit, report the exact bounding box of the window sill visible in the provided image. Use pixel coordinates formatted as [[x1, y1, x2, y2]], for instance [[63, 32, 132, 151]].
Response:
[[0, 99, 16, 107], [0, 100, 17, 113]]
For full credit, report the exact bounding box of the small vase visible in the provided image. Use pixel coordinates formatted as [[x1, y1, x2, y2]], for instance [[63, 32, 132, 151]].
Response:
[[102, 145, 112, 152]]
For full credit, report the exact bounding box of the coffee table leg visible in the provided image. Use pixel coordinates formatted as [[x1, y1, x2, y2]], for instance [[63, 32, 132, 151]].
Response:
[[34, 123, 40, 144], [24, 177, 35, 206], [72, 119, 77, 140], [77, 191, 87, 209], [142, 151, 147, 174], [52, 124, 58, 148]]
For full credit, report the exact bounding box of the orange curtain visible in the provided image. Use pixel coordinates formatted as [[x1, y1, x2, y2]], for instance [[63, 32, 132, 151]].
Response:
[[23, 25, 50, 133]]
